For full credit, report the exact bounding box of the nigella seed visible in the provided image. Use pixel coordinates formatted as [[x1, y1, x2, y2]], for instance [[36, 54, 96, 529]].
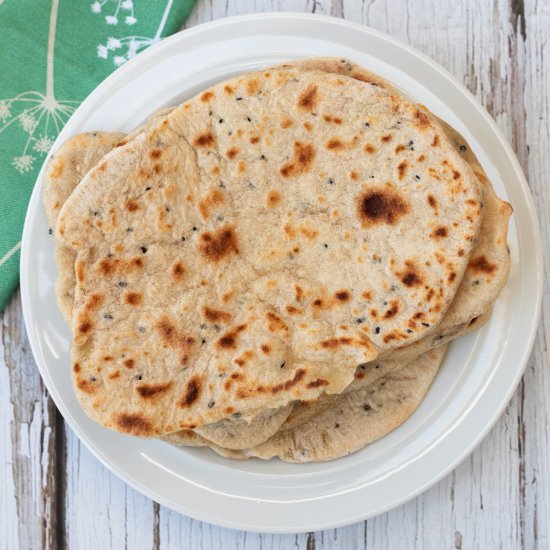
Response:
[[364, 122, 370, 128], [219, 118, 224, 123], [145, 186, 151, 191], [383, 301, 388, 306], [363, 403, 372, 412], [335, 423, 340, 428], [472, 280, 480, 286], [90, 377, 97, 382], [259, 155, 266, 161], [208, 110, 212, 116], [201, 338, 206, 344], [137, 326, 145, 333], [236, 97, 243, 101], [107, 253, 113, 258], [118, 281, 127, 287], [208, 401, 215, 408], [356, 317, 365, 324], [459, 145, 467, 152], [247, 116, 251, 122], [327, 178, 334, 185], [247, 182, 255, 190], [375, 326, 381, 334], [375, 364, 380, 369], [127, 227, 133, 232], [192, 226, 197, 231], [48, 228, 53, 235], [414, 175, 421, 181], [140, 246, 148, 253], [280, 362, 286, 368], [181, 236, 186, 242], [436, 334, 445, 340], [103, 313, 113, 320], [360, 365, 366, 370], [135, 375, 143, 381], [93, 210, 100, 216], [232, 412, 241, 418], [407, 329, 413, 334], [165, 207, 170, 212], [422, 322, 430, 327], [346, 62, 353, 71], [324, 243, 328, 249], [408, 140, 414, 150]]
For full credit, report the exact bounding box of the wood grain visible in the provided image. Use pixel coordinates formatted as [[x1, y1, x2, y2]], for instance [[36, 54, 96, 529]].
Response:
[[1, 0, 548, 549]]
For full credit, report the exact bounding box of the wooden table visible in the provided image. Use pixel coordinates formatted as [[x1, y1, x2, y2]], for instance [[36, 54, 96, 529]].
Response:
[[2, 1, 548, 548]]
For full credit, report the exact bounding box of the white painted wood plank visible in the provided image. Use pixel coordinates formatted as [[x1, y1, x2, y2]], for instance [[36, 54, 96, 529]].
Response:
[[522, 1, 550, 548], [63, 426, 157, 549], [0, 290, 58, 550]]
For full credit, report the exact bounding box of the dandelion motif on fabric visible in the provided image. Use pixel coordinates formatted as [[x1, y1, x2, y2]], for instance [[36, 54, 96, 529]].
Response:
[[94, 0, 173, 66], [0, 0, 78, 173]]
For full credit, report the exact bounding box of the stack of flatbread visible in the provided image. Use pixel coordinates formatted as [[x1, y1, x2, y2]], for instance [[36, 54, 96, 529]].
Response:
[[43, 59, 512, 463]]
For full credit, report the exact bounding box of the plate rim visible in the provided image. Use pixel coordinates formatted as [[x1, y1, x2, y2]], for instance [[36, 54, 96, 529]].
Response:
[[20, 12, 543, 533]]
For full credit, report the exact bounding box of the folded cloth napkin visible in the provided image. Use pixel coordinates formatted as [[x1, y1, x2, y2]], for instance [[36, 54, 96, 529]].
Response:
[[0, 0, 196, 312]]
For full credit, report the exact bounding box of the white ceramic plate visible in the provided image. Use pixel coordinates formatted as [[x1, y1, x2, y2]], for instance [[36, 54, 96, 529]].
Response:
[[21, 13, 542, 533]]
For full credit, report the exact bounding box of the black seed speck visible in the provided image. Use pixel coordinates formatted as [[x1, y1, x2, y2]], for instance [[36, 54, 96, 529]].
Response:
[[375, 364, 380, 369], [280, 362, 286, 368], [93, 210, 100, 216], [127, 227, 133, 232], [247, 116, 251, 122], [136, 375, 143, 381], [364, 122, 370, 128], [363, 404, 372, 412], [192, 226, 197, 231], [436, 334, 444, 340], [422, 322, 430, 327], [166, 207, 170, 212], [118, 281, 127, 287], [145, 186, 151, 191], [208, 110, 212, 116], [459, 145, 467, 152], [335, 423, 340, 428], [103, 313, 113, 320], [208, 401, 215, 408], [232, 412, 241, 418], [90, 377, 97, 382], [407, 329, 413, 334], [472, 280, 480, 286], [414, 174, 421, 181], [236, 96, 243, 101], [375, 326, 381, 334], [107, 253, 113, 258], [259, 155, 266, 161], [327, 178, 334, 185], [356, 317, 365, 324], [140, 246, 147, 253], [48, 228, 52, 235], [219, 118, 224, 123], [137, 326, 146, 333], [201, 338, 206, 345], [408, 140, 414, 150], [181, 236, 186, 242]]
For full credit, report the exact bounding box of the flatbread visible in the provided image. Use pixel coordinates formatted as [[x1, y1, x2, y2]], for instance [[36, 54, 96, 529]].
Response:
[[289, 58, 512, 362], [194, 403, 293, 450], [164, 345, 447, 463], [43, 124, 293, 450], [43, 132, 126, 324], [56, 66, 482, 436]]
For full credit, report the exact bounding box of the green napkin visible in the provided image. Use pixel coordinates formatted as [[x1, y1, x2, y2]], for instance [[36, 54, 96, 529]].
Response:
[[0, 0, 196, 312]]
